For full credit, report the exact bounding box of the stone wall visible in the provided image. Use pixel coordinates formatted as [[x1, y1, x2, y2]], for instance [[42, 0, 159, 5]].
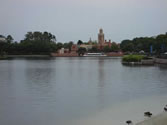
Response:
[[154, 58, 167, 64]]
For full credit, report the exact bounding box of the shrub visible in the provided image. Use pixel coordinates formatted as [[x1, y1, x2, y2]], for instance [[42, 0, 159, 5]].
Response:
[[122, 55, 145, 62]]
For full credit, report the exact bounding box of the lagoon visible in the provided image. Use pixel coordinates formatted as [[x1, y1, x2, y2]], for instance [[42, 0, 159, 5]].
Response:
[[0, 57, 167, 125]]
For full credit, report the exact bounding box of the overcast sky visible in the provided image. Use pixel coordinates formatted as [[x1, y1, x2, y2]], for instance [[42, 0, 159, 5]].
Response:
[[0, 0, 167, 43]]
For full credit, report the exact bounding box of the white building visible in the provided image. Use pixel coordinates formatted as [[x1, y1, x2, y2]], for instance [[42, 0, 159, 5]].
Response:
[[59, 48, 64, 54], [0, 37, 6, 42]]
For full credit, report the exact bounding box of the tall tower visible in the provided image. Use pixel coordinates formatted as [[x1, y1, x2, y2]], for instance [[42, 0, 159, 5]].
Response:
[[98, 28, 105, 45]]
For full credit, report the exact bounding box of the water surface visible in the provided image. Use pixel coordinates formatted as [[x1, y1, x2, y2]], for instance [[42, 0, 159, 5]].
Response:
[[0, 57, 167, 125]]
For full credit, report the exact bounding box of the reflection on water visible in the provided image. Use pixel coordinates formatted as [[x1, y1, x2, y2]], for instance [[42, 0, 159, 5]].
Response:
[[97, 58, 105, 109], [157, 64, 167, 70], [0, 58, 167, 125]]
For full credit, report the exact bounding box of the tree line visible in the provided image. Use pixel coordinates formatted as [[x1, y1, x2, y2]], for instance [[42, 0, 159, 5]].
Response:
[[1, 31, 167, 55], [0, 31, 75, 55], [120, 33, 167, 54]]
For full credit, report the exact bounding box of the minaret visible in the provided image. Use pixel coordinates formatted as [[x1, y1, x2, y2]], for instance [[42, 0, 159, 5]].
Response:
[[89, 37, 92, 42], [98, 28, 105, 45], [88, 37, 92, 44]]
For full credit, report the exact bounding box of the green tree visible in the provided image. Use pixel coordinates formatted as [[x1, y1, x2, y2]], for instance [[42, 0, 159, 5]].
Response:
[[56, 42, 63, 50], [6, 35, 14, 43], [0, 35, 7, 56], [111, 42, 119, 52], [25, 32, 33, 41], [155, 34, 167, 53], [77, 40, 83, 45], [20, 31, 57, 54], [78, 47, 86, 56], [103, 46, 111, 52], [120, 40, 134, 52], [68, 41, 74, 51]]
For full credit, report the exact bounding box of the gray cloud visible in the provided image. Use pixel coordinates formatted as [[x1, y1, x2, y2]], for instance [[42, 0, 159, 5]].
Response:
[[0, 0, 167, 43]]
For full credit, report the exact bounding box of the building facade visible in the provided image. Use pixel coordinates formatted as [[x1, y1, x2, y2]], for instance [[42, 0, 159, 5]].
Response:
[[98, 29, 105, 45], [97, 28, 112, 49]]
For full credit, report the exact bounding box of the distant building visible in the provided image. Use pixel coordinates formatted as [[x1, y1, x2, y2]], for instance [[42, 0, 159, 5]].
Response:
[[58, 48, 65, 54], [80, 44, 93, 51], [88, 38, 93, 45], [0, 36, 6, 42], [98, 29, 105, 45], [65, 29, 117, 53], [71, 44, 78, 53], [75, 28, 113, 51], [97, 28, 112, 49], [58, 48, 69, 54]]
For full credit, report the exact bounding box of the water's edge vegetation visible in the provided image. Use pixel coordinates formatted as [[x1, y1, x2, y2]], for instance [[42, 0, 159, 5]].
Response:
[[122, 55, 145, 62]]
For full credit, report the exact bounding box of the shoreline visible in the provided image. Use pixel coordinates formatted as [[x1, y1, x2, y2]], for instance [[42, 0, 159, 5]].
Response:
[[50, 52, 124, 57], [136, 112, 167, 125], [122, 58, 167, 65], [66, 95, 167, 125], [7, 55, 51, 58], [4, 54, 123, 58]]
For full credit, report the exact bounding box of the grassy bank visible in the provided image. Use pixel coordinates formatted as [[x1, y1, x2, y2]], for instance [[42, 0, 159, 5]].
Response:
[[0, 56, 8, 60], [122, 55, 145, 62]]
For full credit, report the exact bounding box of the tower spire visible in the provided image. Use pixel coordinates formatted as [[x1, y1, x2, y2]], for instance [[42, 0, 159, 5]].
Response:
[[98, 28, 105, 45]]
